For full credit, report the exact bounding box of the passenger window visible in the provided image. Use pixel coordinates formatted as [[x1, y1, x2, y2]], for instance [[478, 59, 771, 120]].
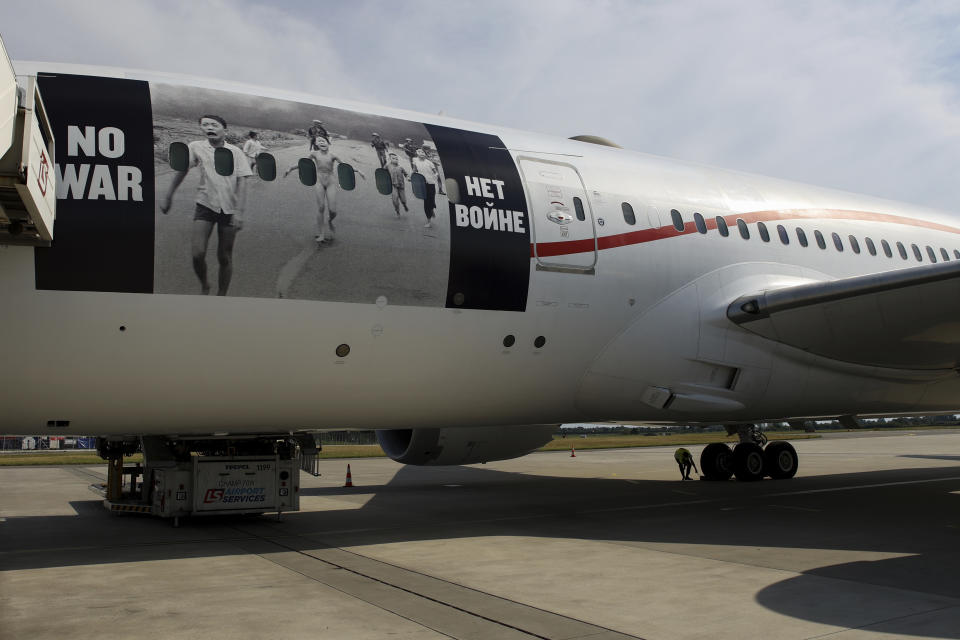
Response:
[[573, 197, 585, 221], [255, 153, 276, 181], [622, 202, 637, 225], [716, 216, 729, 237], [896, 242, 908, 259], [737, 219, 750, 239], [814, 230, 826, 249], [168, 142, 189, 171], [411, 172, 426, 199], [777, 224, 789, 244], [955, 250, 960, 260], [881, 239, 892, 257], [848, 235, 860, 254], [796, 227, 808, 247], [941, 248, 950, 261], [927, 246, 937, 263], [865, 237, 877, 256], [758, 221, 770, 242], [694, 212, 707, 234], [670, 209, 684, 232], [445, 179, 461, 204], [337, 163, 356, 191], [297, 158, 317, 186], [832, 232, 843, 252], [214, 147, 234, 176], [375, 168, 393, 195], [911, 244, 922, 261]]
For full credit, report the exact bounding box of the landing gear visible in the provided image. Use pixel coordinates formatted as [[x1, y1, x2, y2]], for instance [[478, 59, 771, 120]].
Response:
[[732, 442, 765, 481], [764, 440, 799, 479], [700, 442, 734, 480], [700, 425, 798, 481]]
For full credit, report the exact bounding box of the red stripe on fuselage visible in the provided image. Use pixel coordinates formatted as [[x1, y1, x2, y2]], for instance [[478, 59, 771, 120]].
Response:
[[530, 208, 960, 258]]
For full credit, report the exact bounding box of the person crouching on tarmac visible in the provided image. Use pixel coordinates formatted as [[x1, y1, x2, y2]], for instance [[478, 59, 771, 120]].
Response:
[[674, 447, 699, 480]]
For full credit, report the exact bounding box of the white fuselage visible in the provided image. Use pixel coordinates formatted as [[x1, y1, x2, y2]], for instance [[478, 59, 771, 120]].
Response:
[[2, 64, 959, 437]]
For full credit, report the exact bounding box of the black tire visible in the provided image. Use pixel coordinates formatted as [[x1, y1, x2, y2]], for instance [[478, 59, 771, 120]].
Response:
[[733, 442, 765, 482], [700, 442, 733, 481], [764, 440, 798, 479]]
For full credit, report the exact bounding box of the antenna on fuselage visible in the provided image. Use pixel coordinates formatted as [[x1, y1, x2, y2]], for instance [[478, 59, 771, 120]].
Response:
[[568, 135, 622, 148]]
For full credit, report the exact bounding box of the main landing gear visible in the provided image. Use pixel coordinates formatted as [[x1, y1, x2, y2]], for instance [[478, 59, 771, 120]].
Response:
[[699, 424, 798, 482]]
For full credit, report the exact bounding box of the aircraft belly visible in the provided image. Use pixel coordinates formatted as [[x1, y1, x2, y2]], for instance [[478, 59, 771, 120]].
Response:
[[0, 284, 602, 435]]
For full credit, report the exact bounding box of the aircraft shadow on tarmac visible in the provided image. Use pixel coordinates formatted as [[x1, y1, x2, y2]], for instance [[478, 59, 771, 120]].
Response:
[[3, 462, 960, 637]]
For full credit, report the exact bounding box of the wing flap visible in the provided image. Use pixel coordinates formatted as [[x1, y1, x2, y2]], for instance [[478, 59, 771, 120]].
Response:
[[728, 261, 960, 370]]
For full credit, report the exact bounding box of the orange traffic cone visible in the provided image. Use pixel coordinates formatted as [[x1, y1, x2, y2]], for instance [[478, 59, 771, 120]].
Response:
[[344, 464, 354, 487], [570, 446, 576, 457]]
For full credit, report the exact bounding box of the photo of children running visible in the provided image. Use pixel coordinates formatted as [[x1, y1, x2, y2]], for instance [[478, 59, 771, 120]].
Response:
[[159, 114, 253, 295], [284, 136, 365, 245], [412, 147, 441, 228], [386, 152, 409, 217]]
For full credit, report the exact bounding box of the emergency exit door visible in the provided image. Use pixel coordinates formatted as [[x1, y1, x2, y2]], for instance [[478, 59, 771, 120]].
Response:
[[518, 157, 597, 273]]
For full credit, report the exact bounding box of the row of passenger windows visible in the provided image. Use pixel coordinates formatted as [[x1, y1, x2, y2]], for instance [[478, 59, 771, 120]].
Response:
[[178, 144, 953, 262], [610, 199, 956, 263], [652, 206, 960, 264], [168, 143, 438, 199]]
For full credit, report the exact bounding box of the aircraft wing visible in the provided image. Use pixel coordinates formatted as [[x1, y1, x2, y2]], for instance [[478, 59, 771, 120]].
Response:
[[727, 261, 960, 370]]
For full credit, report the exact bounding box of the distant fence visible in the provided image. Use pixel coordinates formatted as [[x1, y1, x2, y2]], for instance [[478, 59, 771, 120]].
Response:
[[0, 436, 97, 450], [319, 431, 378, 445]]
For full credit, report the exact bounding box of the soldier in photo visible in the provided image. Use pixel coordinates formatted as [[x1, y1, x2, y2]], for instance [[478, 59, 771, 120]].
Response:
[[371, 132, 388, 168], [401, 137, 419, 171], [160, 114, 253, 295]]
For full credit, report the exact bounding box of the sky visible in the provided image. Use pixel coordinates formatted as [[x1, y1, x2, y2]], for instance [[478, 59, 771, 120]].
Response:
[[3, 0, 960, 211]]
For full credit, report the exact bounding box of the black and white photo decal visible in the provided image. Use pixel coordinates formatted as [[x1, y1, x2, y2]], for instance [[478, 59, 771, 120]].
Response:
[[151, 83, 451, 306], [33, 74, 531, 312]]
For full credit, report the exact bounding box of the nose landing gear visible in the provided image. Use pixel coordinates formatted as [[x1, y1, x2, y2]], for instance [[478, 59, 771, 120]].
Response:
[[699, 424, 798, 481]]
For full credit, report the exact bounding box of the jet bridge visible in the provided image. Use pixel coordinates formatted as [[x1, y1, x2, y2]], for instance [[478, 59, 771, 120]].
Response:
[[0, 36, 56, 246]]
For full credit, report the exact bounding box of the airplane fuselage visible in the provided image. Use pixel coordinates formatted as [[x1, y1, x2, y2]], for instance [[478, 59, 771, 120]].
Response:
[[3, 63, 959, 437]]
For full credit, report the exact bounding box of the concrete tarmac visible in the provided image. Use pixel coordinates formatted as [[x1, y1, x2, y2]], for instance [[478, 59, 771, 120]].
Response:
[[2, 431, 960, 639]]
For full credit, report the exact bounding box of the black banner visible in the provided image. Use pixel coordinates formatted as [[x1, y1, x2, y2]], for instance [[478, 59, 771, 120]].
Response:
[[34, 74, 155, 293], [426, 125, 529, 312]]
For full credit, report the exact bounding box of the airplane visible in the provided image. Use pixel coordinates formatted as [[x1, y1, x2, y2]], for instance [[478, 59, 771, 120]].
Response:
[[3, 36, 960, 507]]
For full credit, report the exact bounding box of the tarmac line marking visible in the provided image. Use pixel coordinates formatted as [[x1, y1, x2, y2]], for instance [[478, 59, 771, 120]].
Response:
[[767, 476, 960, 497], [767, 504, 820, 512], [583, 498, 716, 514]]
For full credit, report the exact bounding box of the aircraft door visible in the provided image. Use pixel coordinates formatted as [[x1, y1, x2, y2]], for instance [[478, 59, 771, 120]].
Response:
[[518, 157, 597, 273]]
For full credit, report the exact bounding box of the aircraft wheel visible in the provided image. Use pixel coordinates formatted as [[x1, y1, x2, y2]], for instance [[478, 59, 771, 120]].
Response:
[[764, 441, 798, 479], [732, 442, 765, 482], [700, 442, 733, 481]]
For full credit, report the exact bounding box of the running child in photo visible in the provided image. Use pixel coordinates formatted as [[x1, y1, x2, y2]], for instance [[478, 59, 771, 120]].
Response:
[[242, 131, 264, 171], [412, 148, 440, 228], [160, 114, 253, 296], [386, 152, 409, 216], [285, 136, 365, 244]]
